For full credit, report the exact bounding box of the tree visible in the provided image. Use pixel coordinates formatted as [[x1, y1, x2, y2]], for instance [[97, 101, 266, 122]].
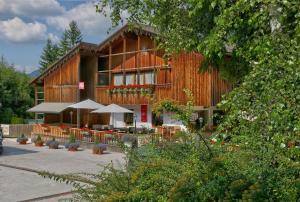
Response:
[[0, 57, 34, 123], [95, 0, 300, 149], [41, 92, 300, 201], [58, 30, 70, 57], [39, 39, 60, 72], [67, 20, 82, 47], [58, 21, 82, 57]]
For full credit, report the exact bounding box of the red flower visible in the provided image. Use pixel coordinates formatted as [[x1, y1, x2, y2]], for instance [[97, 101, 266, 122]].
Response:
[[41, 124, 49, 127], [81, 127, 90, 132], [60, 124, 70, 130]]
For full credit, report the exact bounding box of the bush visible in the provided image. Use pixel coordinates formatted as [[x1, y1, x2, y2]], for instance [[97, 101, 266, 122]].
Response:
[[65, 133, 80, 151], [46, 137, 59, 149], [11, 116, 24, 124]]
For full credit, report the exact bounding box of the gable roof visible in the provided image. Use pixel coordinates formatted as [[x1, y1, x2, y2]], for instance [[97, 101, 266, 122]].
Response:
[[31, 23, 157, 84], [31, 42, 98, 84], [97, 23, 158, 51]]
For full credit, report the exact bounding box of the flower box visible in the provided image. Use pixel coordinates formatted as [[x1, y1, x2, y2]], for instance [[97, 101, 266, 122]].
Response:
[[106, 84, 154, 96]]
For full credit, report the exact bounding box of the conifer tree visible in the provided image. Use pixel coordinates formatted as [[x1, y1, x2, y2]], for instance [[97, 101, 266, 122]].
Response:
[[39, 39, 59, 72], [58, 30, 70, 57], [58, 21, 82, 57], [67, 21, 82, 47]]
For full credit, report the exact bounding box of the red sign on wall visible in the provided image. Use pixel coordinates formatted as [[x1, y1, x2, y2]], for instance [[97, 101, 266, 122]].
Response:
[[79, 82, 85, 90], [141, 104, 148, 122]]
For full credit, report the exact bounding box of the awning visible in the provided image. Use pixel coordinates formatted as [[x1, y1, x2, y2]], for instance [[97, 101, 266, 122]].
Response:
[[27, 102, 74, 114], [92, 104, 133, 114], [68, 99, 103, 109]]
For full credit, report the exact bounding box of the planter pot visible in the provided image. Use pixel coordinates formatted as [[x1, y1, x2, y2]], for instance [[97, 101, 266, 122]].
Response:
[[68, 147, 78, 152], [48, 144, 59, 149], [35, 142, 44, 147], [92, 147, 104, 155], [49, 145, 59, 149], [19, 140, 27, 145]]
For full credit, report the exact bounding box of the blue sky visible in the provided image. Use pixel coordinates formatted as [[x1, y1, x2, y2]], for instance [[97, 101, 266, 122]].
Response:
[[0, 0, 119, 73]]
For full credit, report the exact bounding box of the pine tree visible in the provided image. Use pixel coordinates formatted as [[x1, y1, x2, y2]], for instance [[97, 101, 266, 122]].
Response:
[[39, 39, 59, 72], [67, 21, 82, 47], [58, 30, 70, 57], [58, 21, 82, 57]]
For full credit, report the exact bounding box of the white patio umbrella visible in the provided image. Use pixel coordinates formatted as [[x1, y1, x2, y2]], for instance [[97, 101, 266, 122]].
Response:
[[68, 99, 104, 128], [91, 104, 133, 127]]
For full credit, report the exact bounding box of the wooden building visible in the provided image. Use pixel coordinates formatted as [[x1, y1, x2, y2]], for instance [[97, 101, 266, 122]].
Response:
[[31, 24, 232, 128]]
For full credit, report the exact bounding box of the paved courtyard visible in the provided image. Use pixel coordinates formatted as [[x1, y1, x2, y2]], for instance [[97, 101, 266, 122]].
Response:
[[0, 138, 125, 202]]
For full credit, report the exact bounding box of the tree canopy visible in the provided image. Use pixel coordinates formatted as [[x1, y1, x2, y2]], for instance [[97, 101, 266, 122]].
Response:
[[39, 21, 82, 72], [39, 39, 60, 72], [43, 1, 300, 200], [0, 57, 34, 123]]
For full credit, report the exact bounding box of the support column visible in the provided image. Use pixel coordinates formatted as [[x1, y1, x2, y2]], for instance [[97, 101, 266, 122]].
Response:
[[122, 36, 126, 85], [77, 55, 81, 128], [137, 35, 141, 84], [207, 107, 214, 130], [34, 83, 38, 120], [108, 44, 112, 85]]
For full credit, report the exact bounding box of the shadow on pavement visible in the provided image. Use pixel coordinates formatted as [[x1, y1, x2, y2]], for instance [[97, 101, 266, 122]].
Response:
[[1, 146, 39, 156]]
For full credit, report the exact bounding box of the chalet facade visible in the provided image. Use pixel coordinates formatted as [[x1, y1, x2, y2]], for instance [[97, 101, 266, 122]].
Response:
[[31, 24, 232, 128]]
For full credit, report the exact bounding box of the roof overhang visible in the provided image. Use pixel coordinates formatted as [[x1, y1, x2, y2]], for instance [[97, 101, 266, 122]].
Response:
[[30, 42, 98, 84], [27, 102, 74, 114]]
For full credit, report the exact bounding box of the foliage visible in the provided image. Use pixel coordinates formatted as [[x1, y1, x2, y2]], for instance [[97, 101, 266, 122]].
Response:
[[65, 133, 80, 150], [67, 21, 83, 48], [33, 134, 43, 144], [39, 39, 60, 72], [11, 116, 24, 124], [17, 134, 28, 143], [41, 1, 300, 201], [39, 21, 82, 72], [44, 91, 299, 201], [46, 137, 59, 149], [0, 58, 34, 123], [96, 0, 299, 84], [59, 21, 82, 57]]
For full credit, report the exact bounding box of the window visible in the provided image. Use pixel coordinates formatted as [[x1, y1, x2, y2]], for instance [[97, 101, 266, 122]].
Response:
[[145, 71, 155, 84], [114, 74, 123, 86], [124, 111, 134, 125], [126, 74, 134, 85], [98, 73, 109, 86]]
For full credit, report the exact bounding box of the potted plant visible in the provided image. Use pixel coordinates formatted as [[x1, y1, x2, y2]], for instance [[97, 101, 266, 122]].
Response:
[[46, 137, 59, 149], [121, 134, 138, 148], [93, 136, 107, 154], [17, 134, 28, 144], [65, 133, 80, 151], [33, 134, 44, 147]]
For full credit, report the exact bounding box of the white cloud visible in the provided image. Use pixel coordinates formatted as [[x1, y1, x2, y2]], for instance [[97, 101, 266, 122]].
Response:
[[47, 3, 112, 37], [14, 64, 37, 74], [48, 33, 60, 44], [0, 0, 65, 17], [0, 17, 47, 43]]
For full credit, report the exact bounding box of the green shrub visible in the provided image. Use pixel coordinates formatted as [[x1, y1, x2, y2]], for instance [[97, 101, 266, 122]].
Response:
[[11, 116, 24, 124]]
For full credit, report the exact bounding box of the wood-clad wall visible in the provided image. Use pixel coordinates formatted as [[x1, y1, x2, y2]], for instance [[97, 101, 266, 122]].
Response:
[[95, 34, 232, 107], [44, 54, 80, 103]]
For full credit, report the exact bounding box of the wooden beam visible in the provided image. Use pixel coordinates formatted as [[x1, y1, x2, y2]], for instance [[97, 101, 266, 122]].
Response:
[[137, 35, 141, 84], [59, 66, 62, 102], [99, 48, 155, 57], [153, 40, 157, 84], [34, 84, 38, 119], [122, 36, 126, 85], [108, 44, 112, 85]]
